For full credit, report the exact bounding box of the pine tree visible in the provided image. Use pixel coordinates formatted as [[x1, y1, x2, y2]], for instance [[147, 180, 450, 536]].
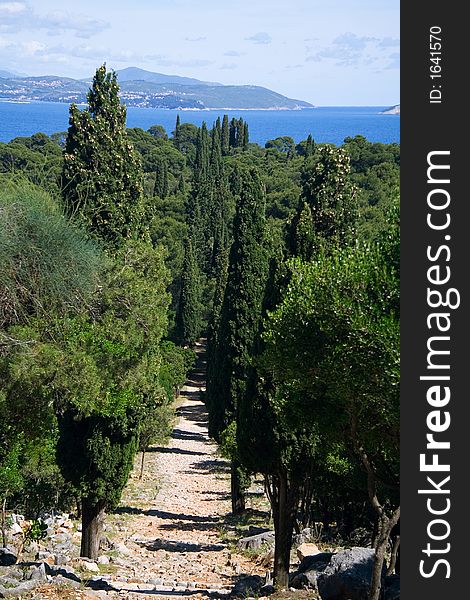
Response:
[[175, 237, 202, 346], [221, 114, 230, 155], [62, 64, 143, 246]]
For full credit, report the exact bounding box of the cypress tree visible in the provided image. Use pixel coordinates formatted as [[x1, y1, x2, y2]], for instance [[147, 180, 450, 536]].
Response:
[[221, 114, 230, 155], [194, 122, 210, 182], [174, 114, 181, 148], [242, 121, 249, 149], [237, 118, 245, 148], [206, 168, 268, 513], [229, 118, 238, 148], [206, 237, 229, 416], [56, 241, 170, 559], [238, 146, 359, 588], [305, 133, 314, 158], [215, 116, 222, 138], [161, 160, 169, 198], [175, 237, 201, 346], [178, 173, 186, 194], [210, 123, 223, 182], [289, 201, 316, 260], [190, 122, 213, 268], [153, 159, 169, 199], [62, 64, 143, 246]]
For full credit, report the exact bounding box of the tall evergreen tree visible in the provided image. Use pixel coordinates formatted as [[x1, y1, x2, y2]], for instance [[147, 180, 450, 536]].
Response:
[[242, 121, 249, 149], [178, 173, 186, 194], [305, 134, 314, 158], [194, 122, 210, 183], [62, 64, 143, 246], [229, 118, 238, 149], [206, 168, 268, 513], [289, 145, 357, 258], [215, 116, 222, 139], [154, 158, 169, 199], [173, 114, 181, 148], [221, 115, 230, 155], [237, 147, 358, 588], [175, 237, 202, 346], [210, 123, 223, 182]]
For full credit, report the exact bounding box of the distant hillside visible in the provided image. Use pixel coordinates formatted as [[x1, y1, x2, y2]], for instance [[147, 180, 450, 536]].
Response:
[[0, 70, 24, 79], [114, 67, 221, 87], [381, 104, 400, 115], [0, 67, 313, 110]]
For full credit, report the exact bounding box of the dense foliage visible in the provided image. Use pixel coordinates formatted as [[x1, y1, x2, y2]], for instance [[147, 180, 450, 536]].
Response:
[[0, 64, 399, 597], [62, 65, 144, 246]]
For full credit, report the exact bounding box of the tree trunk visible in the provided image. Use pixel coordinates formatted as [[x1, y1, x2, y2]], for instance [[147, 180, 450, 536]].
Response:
[[386, 535, 400, 576], [266, 471, 298, 590], [369, 508, 400, 600], [231, 461, 246, 514], [350, 415, 400, 600], [1, 497, 7, 548], [80, 497, 106, 560], [139, 450, 146, 480], [272, 470, 297, 590], [75, 495, 82, 519]]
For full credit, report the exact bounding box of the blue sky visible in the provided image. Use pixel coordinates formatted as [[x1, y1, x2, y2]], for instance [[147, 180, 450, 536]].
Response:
[[0, 0, 399, 105]]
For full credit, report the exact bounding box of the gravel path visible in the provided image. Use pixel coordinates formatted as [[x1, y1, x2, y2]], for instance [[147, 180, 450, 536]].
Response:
[[96, 339, 263, 599]]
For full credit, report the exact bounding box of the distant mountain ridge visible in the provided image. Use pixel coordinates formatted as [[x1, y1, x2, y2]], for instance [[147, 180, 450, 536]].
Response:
[[112, 67, 222, 87], [0, 67, 313, 110], [0, 69, 27, 79]]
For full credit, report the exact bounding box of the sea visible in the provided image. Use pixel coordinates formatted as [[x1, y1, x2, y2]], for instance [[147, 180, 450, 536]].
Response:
[[0, 102, 399, 147]]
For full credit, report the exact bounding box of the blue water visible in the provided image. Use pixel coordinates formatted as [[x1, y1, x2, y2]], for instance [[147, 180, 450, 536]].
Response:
[[0, 102, 399, 146]]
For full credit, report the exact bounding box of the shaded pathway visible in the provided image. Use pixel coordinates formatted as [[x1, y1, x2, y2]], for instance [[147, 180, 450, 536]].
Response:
[[98, 339, 263, 599]]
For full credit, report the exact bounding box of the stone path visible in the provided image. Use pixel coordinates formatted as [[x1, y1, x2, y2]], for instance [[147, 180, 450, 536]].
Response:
[[93, 339, 266, 599]]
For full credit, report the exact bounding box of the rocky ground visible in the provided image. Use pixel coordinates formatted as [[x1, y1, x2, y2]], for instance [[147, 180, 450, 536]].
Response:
[[87, 339, 269, 597], [1, 340, 275, 599], [1, 340, 396, 599]]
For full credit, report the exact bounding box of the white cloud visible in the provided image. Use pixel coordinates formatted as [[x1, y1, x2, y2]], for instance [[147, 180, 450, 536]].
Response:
[[32, 43, 214, 70], [0, 2, 109, 37], [0, 2, 27, 14], [37, 11, 109, 38], [220, 63, 237, 70], [0, 38, 45, 59], [306, 32, 400, 68], [245, 32, 271, 45]]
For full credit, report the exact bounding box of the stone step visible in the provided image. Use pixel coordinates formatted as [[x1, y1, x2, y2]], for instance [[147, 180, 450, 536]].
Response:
[[112, 578, 232, 594]]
